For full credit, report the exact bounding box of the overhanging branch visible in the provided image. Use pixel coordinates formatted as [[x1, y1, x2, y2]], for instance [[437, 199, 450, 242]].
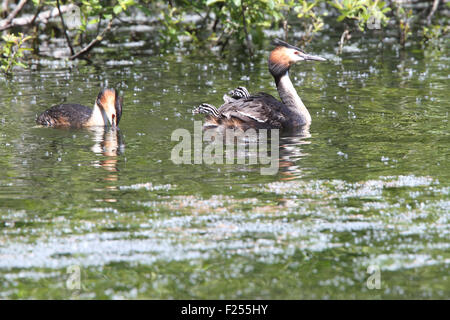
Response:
[[0, 0, 28, 30], [69, 18, 114, 60]]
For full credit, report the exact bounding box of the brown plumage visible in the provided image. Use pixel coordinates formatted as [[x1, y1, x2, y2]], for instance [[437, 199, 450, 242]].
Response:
[[203, 93, 286, 131], [269, 46, 292, 70]]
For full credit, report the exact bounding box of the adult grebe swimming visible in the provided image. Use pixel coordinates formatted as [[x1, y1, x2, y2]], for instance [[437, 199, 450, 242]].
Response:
[[36, 88, 123, 128], [193, 39, 326, 131]]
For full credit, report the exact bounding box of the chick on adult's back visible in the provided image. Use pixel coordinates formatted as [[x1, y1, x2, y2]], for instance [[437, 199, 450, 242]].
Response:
[[36, 88, 123, 128]]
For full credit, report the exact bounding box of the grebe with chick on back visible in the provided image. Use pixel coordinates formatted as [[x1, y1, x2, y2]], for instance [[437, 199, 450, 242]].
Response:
[[193, 38, 326, 132], [36, 88, 123, 128]]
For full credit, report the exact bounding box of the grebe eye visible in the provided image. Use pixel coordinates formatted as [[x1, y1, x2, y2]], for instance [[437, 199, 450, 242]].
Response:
[[294, 51, 300, 55]]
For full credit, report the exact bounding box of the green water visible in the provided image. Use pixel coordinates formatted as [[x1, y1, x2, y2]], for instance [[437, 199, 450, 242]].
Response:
[[0, 37, 449, 299]]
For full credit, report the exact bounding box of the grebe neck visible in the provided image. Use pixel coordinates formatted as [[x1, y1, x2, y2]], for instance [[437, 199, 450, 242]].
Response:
[[275, 71, 311, 126], [87, 103, 108, 126]]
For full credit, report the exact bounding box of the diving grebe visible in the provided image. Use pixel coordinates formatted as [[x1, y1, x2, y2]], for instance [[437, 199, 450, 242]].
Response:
[[193, 39, 326, 131], [36, 88, 123, 128]]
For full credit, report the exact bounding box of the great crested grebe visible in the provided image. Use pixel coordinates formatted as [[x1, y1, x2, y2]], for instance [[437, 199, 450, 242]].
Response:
[[193, 39, 326, 131], [36, 88, 123, 128]]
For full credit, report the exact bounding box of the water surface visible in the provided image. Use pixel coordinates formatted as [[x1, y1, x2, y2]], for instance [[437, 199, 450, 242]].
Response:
[[0, 36, 449, 299]]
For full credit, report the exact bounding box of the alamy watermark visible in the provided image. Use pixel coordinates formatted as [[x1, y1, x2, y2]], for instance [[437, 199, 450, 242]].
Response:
[[66, 265, 81, 297], [63, 4, 82, 30], [367, 15, 381, 30], [366, 265, 381, 290], [170, 121, 280, 175]]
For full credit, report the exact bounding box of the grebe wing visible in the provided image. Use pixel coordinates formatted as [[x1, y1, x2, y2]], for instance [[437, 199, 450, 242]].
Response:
[[218, 93, 285, 127], [37, 104, 92, 126], [222, 94, 234, 104]]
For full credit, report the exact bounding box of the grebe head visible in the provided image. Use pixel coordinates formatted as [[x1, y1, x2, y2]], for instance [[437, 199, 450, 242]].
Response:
[[269, 38, 326, 77], [96, 88, 123, 127]]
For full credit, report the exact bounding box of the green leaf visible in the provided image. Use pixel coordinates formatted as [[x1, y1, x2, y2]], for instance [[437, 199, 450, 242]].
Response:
[[15, 62, 28, 68], [206, 0, 225, 5], [88, 18, 100, 25], [113, 5, 123, 15], [136, 4, 152, 16]]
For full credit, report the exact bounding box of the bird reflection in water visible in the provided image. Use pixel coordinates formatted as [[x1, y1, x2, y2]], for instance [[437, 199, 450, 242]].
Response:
[[278, 128, 311, 180], [204, 126, 311, 179], [90, 126, 124, 202]]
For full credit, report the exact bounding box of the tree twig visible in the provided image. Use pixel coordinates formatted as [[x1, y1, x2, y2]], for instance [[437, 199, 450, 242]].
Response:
[[0, 4, 77, 31], [30, 3, 43, 26], [201, 7, 210, 31], [212, 15, 219, 32], [69, 18, 114, 60], [0, 0, 27, 30], [2, 0, 10, 18], [426, 0, 440, 25], [337, 28, 350, 55], [56, 0, 74, 56], [241, 3, 253, 56], [283, 20, 289, 42], [218, 30, 232, 56], [96, 15, 102, 35]]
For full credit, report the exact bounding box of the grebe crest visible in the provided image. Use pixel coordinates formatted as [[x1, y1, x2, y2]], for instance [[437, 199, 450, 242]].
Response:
[[269, 38, 326, 78]]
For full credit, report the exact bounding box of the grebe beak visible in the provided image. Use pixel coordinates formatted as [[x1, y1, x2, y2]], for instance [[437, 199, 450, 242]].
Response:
[[114, 95, 123, 126], [301, 52, 326, 62]]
